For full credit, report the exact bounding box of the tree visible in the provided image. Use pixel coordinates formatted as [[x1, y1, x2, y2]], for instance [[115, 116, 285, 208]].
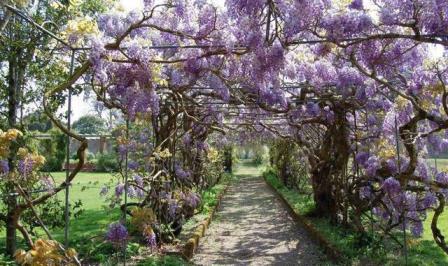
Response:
[[72, 115, 106, 134], [23, 111, 52, 132]]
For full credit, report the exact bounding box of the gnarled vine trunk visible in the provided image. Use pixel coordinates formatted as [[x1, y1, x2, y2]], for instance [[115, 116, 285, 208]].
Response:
[[308, 110, 350, 223]]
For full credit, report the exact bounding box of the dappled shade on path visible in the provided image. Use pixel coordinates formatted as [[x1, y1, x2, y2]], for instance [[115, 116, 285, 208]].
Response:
[[193, 164, 327, 265]]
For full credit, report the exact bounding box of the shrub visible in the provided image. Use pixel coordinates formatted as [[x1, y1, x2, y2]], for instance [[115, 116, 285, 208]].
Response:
[[96, 152, 119, 172], [40, 129, 67, 172]]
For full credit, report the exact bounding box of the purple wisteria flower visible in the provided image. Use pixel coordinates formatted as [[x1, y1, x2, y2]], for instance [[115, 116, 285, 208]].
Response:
[[105, 222, 128, 246], [410, 221, 423, 237], [115, 183, 125, 197], [168, 201, 179, 219], [359, 186, 372, 200], [382, 177, 401, 195], [421, 192, 437, 209], [174, 164, 191, 181], [127, 186, 136, 198], [436, 172, 448, 184], [40, 176, 54, 191], [182, 133, 192, 146], [184, 192, 201, 209], [349, 0, 363, 10], [128, 161, 139, 170], [0, 160, 9, 174], [18, 159, 33, 176], [365, 156, 380, 177], [134, 174, 143, 186], [355, 152, 369, 166], [143, 226, 157, 249]]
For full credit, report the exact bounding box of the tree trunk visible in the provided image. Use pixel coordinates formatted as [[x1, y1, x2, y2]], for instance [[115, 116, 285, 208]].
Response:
[[5, 192, 17, 256], [6, 56, 19, 256], [223, 146, 232, 173], [308, 110, 350, 224], [310, 162, 337, 222]]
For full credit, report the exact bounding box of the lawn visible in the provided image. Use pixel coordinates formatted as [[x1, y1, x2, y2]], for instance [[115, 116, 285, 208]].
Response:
[[0, 171, 120, 259], [50, 171, 116, 209], [426, 158, 448, 171]]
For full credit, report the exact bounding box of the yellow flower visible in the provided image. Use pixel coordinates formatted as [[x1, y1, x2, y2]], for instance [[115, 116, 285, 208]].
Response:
[[14, 249, 26, 264], [0, 146, 9, 158], [378, 148, 396, 159], [62, 17, 99, 43], [66, 248, 77, 258], [420, 99, 433, 111], [395, 96, 409, 110], [377, 139, 396, 159], [207, 148, 220, 163], [4, 129, 22, 141], [50, 1, 63, 9], [15, 239, 70, 265], [31, 153, 46, 167], [13, 0, 29, 8], [116, 136, 128, 145], [160, 148, 172, 158], [17, 147, 29, 159]]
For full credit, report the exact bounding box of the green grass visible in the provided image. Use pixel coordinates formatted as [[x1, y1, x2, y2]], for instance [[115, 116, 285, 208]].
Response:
[[263, 168, 448, 265], [199, 174, 234, 214], [50, 171, 116, 209], [233, 159, 265, 177], [39, 172, 120, 248], [0, 172, 120, 261], [426, 158, 448, 170], [136, 255, 189, 266], [398, 210, 448, 266]]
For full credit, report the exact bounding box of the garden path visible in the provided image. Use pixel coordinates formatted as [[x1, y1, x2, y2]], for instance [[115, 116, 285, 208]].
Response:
[[192, 162, 327, 265]]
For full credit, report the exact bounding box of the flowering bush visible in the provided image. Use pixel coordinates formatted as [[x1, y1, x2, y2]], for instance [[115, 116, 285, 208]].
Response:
[[14, 239, 78, 266]]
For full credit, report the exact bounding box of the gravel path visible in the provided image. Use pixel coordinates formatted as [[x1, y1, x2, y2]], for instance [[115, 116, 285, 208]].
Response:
[[192, 170, 327, 265]]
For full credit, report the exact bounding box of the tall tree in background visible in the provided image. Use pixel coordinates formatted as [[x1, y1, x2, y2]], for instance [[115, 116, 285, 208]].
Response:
[[72, 114, 106, 134]]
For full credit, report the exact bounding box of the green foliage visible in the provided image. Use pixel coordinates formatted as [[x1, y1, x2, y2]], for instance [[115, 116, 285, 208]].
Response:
[[21, 197, 83, 237], [24, 111, 53, 132], [72, 115, 107, 135], [0, 253, 15, 265], [78, 240, 140, 264], [269, 140, 311, 192], [137, 255, 188, 266], [40, 128, 67, 172], [199, 173, 234, 214], [264, 168, 315, 214], [202, 147, 225, 188], [250, 145, 266, 165], [96, 152, 119, 172], [252, 154, 264, 165]]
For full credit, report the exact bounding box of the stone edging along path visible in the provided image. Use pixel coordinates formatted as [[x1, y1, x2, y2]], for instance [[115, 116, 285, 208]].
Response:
[[263, 175, 344, 263], [181, 184, 230, 260]]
